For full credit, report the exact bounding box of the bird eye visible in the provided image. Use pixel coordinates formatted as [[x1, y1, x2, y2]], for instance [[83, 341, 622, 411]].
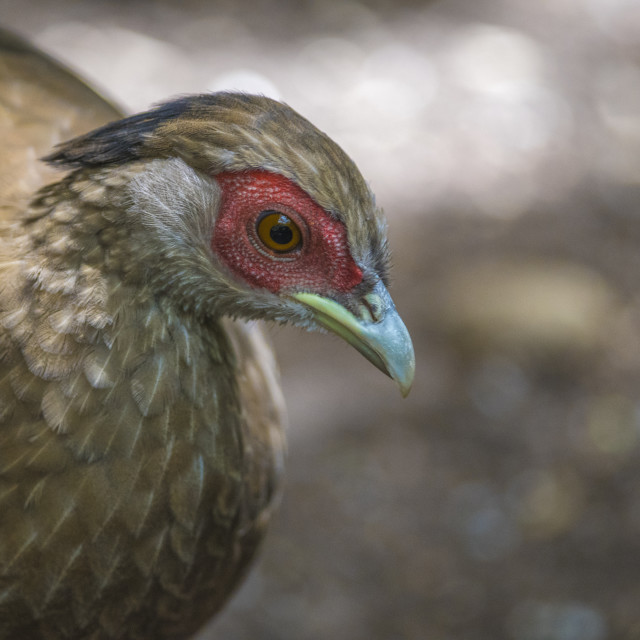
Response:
[[256, 210, 302, 253]]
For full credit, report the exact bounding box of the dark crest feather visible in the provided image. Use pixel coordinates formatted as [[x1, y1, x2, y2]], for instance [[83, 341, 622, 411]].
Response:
[[43, 93, 254, 169]]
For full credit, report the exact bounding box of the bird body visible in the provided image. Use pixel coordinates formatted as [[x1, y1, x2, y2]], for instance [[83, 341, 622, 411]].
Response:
[[0, 30, 413, 639], [0, 152, 285, 639]]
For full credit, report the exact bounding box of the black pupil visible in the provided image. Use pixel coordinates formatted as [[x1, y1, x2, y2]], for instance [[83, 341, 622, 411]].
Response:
[[270, 219, 293, 245]]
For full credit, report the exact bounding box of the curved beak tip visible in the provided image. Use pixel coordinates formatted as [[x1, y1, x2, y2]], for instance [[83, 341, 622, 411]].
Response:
[[394, 359, 415, 399], [381, 323, 415, 399]]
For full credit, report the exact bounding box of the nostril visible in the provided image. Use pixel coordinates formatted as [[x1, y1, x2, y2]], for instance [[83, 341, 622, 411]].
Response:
[[362, 291, 384, 323], [358, 292, 383, 323]]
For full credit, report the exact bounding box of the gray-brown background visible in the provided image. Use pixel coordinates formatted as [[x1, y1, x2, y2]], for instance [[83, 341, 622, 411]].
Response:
[[2, 1, 638, 638]]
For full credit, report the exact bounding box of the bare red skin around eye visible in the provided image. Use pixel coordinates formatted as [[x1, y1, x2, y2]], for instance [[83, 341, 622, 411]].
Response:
[[213, 170, 363, 295]]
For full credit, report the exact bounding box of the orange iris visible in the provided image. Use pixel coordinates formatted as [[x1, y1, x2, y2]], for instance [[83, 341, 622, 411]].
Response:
[[256, 210, 302, 253]]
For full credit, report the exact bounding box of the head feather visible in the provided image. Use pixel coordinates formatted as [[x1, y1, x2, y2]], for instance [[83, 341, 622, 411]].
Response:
[[45, 92, 390, 284]]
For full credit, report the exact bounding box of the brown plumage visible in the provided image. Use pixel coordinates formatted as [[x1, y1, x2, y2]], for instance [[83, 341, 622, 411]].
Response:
[[0, 30, 414, 639]]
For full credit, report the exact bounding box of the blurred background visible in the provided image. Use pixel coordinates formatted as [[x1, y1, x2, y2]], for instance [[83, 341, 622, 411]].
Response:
[[2, 0, 639, 638]]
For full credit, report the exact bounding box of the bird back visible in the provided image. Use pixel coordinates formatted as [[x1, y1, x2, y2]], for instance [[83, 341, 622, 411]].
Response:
[[0, 28, 121, 221]]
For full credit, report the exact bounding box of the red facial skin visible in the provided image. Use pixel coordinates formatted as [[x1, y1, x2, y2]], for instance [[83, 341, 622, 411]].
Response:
[[213, 171, 363, 295]]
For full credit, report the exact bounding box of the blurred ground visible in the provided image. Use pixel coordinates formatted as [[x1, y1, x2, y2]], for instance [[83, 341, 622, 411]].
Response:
[[2, 0, 639, 638]]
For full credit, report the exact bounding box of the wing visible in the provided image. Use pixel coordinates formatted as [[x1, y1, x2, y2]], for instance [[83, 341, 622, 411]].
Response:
[[0, 28, 122, 220]]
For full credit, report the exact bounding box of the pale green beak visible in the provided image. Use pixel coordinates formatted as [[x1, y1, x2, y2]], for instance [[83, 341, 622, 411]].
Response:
[[292, 280, 415, 397]]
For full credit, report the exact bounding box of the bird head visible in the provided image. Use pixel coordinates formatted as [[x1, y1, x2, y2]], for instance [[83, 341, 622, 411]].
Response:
[[45, 93, 415, 396]]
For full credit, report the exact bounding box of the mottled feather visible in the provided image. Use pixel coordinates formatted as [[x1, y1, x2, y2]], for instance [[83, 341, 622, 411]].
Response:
[[0, 30, 286, 640]]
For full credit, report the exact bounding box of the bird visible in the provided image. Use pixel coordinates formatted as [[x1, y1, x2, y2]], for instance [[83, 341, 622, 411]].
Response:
[[0, 29, 414, 639]]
